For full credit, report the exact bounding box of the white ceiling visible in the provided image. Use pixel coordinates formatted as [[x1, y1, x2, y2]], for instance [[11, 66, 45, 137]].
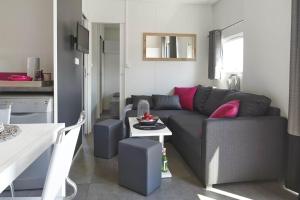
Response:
[[129, 0, 220, 5]]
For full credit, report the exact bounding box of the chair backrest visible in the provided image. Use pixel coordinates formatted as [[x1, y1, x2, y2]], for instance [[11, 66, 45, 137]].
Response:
[[41, 111, 86, 200], [0, 104, 11, 124]]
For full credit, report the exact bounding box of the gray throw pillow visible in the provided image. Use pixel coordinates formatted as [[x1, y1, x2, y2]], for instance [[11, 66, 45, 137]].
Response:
[[131, 95, 153, 110], [194, 85, 213, 114], [152, 95, 182, 110], [223, 92, 271, 116], [203, 88, 236, 116]]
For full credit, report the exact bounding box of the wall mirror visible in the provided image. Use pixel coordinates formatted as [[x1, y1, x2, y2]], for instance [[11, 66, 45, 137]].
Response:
[[143, 33, 196, 61]]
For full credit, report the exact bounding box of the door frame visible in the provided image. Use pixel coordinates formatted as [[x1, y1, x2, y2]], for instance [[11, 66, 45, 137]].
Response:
[[119, 23, 126, 120], [82, 15, 89, 135], [85, 22, 125, 133]]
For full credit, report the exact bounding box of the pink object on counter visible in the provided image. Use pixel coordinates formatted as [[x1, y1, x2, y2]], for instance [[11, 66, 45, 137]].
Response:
[[0, 72, 28, 81], [8, 75, 33, 81]]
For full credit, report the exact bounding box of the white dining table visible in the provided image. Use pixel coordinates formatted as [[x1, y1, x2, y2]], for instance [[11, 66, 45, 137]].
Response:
[[0, 123, 65, 194]]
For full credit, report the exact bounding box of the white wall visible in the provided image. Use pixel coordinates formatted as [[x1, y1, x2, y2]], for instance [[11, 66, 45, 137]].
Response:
[[84, 0, 291, 117], [83, 0, 125, 23], [126, 1, 213, 96], [243, 0, 291, 116], [212, 0, 244, 89], [213, 0, 291, 116], [0, 0, 53, 73], [213, 0, 244, 37], [84, 0, 213, 110]]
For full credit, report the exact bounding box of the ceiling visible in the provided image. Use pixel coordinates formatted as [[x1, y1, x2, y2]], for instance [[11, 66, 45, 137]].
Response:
[[129, 0, 220, 5]]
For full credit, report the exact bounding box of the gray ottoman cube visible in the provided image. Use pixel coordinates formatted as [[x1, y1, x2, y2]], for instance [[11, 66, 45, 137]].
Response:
[[118, 138, 162, 196], [94, 119, 123, 159]]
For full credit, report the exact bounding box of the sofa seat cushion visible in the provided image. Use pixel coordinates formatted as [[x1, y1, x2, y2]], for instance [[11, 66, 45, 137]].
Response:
[[169, 113, 207, 158]]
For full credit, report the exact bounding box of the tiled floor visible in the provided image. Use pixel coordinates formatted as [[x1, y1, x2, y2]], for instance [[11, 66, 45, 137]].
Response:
[[68, 134, 297, 200], [1, 133, 297, 200]]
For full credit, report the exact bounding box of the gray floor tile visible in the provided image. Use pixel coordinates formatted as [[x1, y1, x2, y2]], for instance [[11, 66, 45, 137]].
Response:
[[69, 133, 298, 200], [2, 132, 297, 200]]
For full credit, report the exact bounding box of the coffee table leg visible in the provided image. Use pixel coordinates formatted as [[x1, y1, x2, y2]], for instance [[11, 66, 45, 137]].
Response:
[[159, 135, 164, 147]]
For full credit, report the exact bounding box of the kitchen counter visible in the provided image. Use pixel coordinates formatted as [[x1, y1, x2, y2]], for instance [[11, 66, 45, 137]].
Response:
[[0, 86, 53, 93], [0, 80, 53, 93]]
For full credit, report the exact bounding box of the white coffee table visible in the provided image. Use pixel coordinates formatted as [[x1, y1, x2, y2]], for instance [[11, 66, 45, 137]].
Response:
[[128, 117, 172, 178]]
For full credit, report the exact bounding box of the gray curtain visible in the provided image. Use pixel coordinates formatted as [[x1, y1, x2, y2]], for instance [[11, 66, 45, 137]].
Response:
[[208, 30, 222, 80], [285, 0, 300, 193], [288, 0, 300, 136]]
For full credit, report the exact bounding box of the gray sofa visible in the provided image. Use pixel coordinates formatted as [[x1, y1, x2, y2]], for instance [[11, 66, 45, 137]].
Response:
[[125, 85, 287, 187]]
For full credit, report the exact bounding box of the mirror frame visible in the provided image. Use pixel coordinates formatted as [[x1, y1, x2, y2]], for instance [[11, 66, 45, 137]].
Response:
[[143, 32, 197, 61]]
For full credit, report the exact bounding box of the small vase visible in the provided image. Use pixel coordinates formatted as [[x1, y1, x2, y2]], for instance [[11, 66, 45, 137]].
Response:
[[137, 100, 150, 118]]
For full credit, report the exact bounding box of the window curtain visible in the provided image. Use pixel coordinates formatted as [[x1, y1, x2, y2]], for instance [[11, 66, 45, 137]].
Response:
[[286, 0, 300, 193], [208, 30, 222, 80], [288, 0, 300, 136]]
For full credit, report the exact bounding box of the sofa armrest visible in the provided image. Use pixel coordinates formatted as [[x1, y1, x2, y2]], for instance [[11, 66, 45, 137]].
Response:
[[201, 116, 287, 186]]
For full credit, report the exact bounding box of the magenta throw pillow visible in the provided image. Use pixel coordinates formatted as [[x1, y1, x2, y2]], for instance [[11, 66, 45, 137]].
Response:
[[174, 87, 197, 111], [209, 100, 240, 118]]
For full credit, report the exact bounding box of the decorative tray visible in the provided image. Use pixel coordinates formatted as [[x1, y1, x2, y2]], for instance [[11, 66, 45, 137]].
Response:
[[0, 124, 21, 142], [133, 122, 166, 130]]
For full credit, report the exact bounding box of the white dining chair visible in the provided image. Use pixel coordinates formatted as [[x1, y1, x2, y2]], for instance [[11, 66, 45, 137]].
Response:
[[0, 104, 11, 124], [0, 104, 14, 197], [1, 111, 86, 200]]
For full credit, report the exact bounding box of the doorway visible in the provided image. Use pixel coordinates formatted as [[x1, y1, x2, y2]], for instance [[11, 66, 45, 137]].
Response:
[[90, 23, 121, 126]]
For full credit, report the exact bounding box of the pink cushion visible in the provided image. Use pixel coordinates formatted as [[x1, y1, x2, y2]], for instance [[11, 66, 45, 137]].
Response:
[[209, 100, 240, 118], [174, 87, 197, 111]]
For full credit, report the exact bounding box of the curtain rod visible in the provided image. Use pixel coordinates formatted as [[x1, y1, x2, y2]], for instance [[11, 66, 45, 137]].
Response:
[[221, 19, 245, 31]]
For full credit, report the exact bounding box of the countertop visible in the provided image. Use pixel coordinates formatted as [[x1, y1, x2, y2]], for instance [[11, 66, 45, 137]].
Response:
[[0, 86, 53, 93]]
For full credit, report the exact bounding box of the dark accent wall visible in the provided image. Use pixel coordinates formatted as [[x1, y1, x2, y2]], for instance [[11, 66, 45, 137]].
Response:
[[286, 135, 300, 192], [57, 0, 83, 151]]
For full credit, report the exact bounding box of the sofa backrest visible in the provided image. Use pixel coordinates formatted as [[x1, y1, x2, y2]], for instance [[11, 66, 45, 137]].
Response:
[[193, 85, 274, 117], [223, 92, 272, 117], [127, 86, 278, 117], [126, 97, 133, 106], [193, 85, 213, 113], [266, 106, 281, 116], [202, 88, 235, 116]]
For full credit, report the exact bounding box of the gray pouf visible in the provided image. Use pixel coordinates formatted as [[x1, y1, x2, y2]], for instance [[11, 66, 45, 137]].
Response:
[[94, 119, 123, 159], [118, 138, 162, 196]]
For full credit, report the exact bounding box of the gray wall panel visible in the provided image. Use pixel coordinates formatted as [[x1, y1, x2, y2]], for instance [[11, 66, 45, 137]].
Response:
[[57, 0, 83, 151]]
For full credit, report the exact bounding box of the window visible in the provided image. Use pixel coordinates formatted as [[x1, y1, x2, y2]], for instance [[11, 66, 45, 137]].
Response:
[[222, 34, 244, 73]]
